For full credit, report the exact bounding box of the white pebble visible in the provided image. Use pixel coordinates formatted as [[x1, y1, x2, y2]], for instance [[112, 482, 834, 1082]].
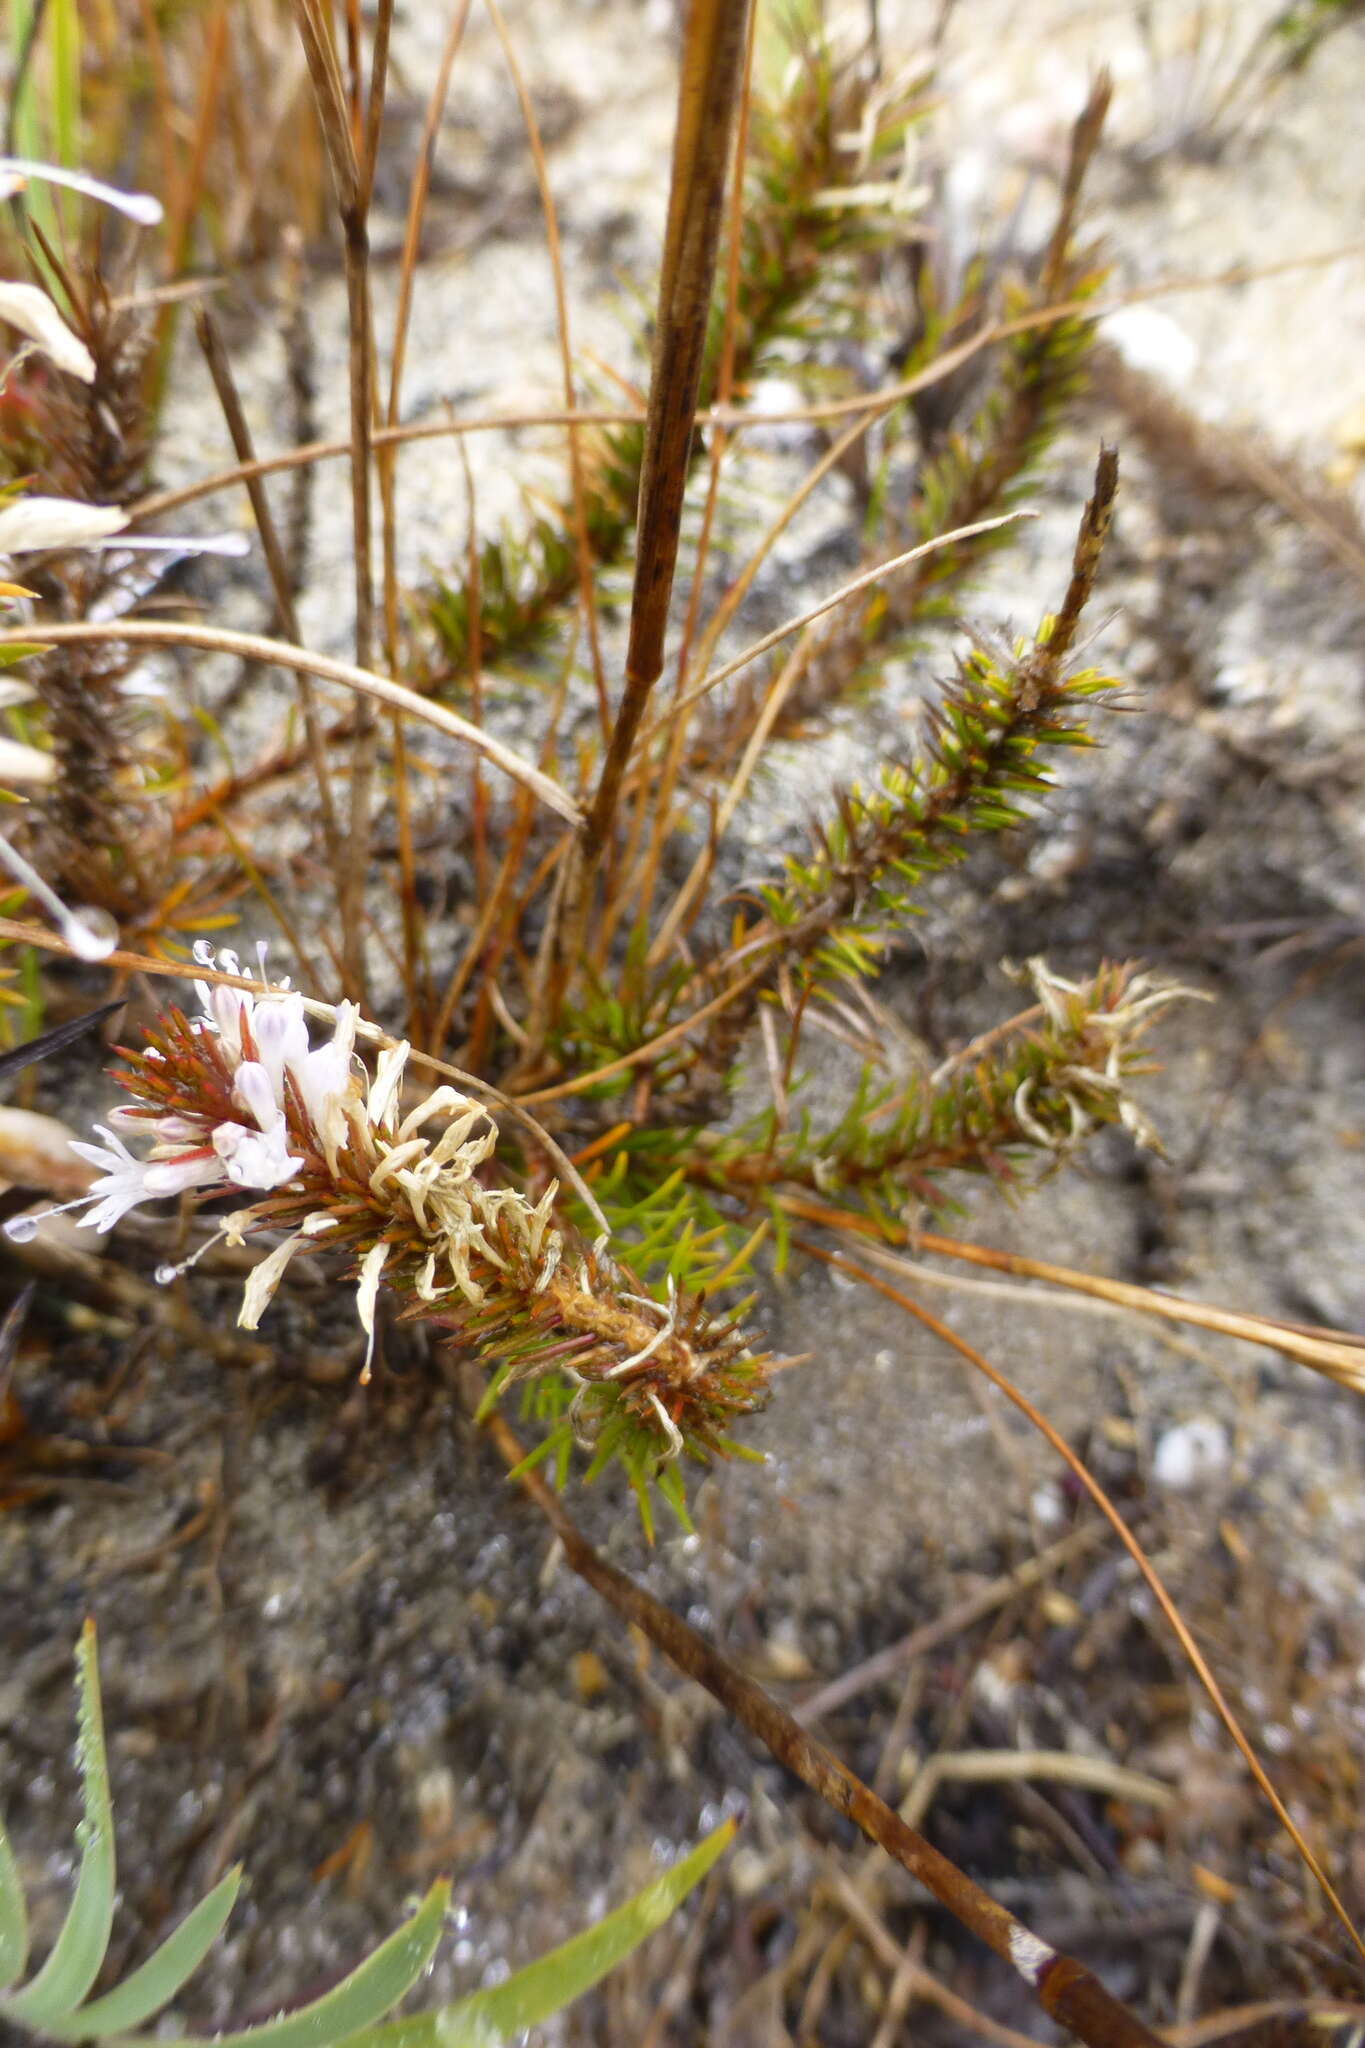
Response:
[[1152, 1417, 1228, 1490], [1100, 305, 1199, 385]]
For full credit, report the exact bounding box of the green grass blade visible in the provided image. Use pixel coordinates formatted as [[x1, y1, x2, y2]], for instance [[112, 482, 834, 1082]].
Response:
[[48, 0, 80, 241], [43, 1869, 242, 2040], [128, 1879, 450, 2048], [349, 1818, 735, 2048], [2, 1622, 116, 2028], [0, 1816, 29, 1991]]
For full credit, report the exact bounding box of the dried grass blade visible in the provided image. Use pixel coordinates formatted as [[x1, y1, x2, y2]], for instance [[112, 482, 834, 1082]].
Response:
[[0, 622, 581, 823], [912, 1232, 1365, 1395]]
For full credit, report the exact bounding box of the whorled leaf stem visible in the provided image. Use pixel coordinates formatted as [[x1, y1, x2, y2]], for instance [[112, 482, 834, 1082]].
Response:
[[7, 953, 769, 1511]]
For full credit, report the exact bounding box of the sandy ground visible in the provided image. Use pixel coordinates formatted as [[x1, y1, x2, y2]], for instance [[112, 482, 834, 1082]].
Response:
[[2, 2, 1364, 2043]]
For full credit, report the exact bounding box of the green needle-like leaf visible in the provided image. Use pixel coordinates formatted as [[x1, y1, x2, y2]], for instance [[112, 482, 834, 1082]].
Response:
[[349, 1819, 735, 2048], [43, 1869, 243, 2040], [124, 1879, 451, 2048], [3, 1622, 116, 2029], [0, 1816, 29, 1992]]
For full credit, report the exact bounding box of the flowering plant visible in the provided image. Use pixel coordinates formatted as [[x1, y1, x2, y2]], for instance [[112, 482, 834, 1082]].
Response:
[[12, 948, 767, 1508]]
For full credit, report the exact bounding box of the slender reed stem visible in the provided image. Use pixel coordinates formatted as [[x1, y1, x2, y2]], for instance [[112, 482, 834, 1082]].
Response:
[[485, 0, 609, 741], [293, 0, 380, 1001], [561, 0, 752, 965]]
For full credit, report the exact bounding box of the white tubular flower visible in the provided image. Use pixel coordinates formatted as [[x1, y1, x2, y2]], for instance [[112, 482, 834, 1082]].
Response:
[[67, 1125, 167, 1234], [211, 1117, 303, 1191], [0, 157, 164, 225], [0, 495, 128, 554]]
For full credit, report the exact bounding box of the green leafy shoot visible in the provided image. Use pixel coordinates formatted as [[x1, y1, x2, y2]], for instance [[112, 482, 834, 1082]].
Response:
[[38, 1875, 243, 2043], [349, 1817, 737, 2048], [0, 1807, 28, 1993], [0, 1628, 734, 2046], [134, 1882, 452, 2048], [1, 1623, 115, 2030]]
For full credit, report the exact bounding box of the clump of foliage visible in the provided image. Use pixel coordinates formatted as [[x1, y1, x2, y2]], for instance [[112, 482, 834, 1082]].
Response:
[[0, 1624, 732, 2045], [0, 9, 1166, 1530]]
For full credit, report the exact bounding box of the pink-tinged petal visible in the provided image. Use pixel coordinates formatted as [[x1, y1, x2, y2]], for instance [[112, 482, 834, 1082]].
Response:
[[143, 1151, 223, 1197], [209, 983, 251, 1059], [150, 1115, 205, 1143]]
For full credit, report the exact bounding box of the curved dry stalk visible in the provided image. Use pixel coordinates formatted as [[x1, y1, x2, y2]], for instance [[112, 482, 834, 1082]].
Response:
[[124, 242, 1365, 529], [478, 1400, 1166, 2048], [643, 509, 1031, 751], [909, 1231, 1365, 1396], [799, 1237, 1365, 1966], [0, 620, 581, 824], [384, 2, 474, 432], [129, 406, 646, 524], [193, 302, 343, 877]]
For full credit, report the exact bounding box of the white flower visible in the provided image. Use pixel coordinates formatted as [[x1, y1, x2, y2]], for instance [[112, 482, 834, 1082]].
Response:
[[211, 1117, 302, 1191], [16, 944, 575, 1392], [67, 1124, 161, 1233], [252, 998, 310, 1099], [0, 495, 127, 555], [293, 1000, 360, 1170], [0, 280, 95, 382]]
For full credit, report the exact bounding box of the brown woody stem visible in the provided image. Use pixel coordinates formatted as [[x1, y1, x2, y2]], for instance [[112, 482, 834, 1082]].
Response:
[[564, 0, 751, 961], [478, 1402, 1165, 2048]]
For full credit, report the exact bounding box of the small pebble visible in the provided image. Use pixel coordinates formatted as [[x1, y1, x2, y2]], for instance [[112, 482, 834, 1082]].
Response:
[[1100, 305, 1198, 384], [1152, 1418, 1228, 1490]]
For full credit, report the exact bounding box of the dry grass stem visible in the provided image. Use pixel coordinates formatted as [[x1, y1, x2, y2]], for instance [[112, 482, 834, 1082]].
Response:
[[801, 1240, 1365, 1964], [0, 620, 582, 823]]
